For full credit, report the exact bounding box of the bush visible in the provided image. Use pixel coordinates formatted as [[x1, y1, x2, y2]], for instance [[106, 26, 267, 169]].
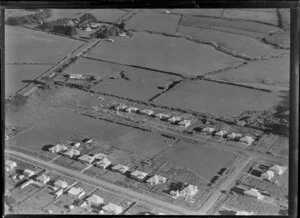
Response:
[[52, 25, 77, 36], [78, 13, 96, 23]]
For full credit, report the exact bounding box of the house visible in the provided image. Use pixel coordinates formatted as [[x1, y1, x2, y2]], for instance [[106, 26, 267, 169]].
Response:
[[215, 130, 228, 138], [161, 10, 171, 14], [146, 175, 167, 185], [54, 188, 64, 198], [261, 170, 274, 181], [130, 170, 148, 181], [202, 127, 215, 134], [80, 201, 88, 208], [269, 165, 287, 175], [111, 164, 129, 174], [69, 73, 84, 79], [179, 184, 198, 197], [54, 180, 68, 189], [125, 107, 139, 113], [119, 32, 127, 37], [140, 109, 155, 116], [96, 158, 111, 169], [178, 120, 191, 128], [243, 188, 264, 200], [85, 27, 92, 32], [23, 169, 35, 178], [86, 194, 104, 206], [78, 154, 95, 165], [63, 149, 80, 158], [106, 38, 114, 42], [227, 132, 243, 141], [21, 179, 34, 189], [73, 142, 81, 148], [68, 204, 75, 210], [239, 136, 255, 146], [36, 174, 50, 185], [235, 210, 254, 215], [78, 191, 86, 199], [116, 104, 128, 111], [168, 116, 182, 124], [102, 202, 123, 215], [49, 144, 68, 153], [68, 187, 85, 198], [5, 160, 17, 171], [93, 153, 107, 160], [155, 113, 171, 120]]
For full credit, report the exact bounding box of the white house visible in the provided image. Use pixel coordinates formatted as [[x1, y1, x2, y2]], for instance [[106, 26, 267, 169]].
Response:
[[243, 188, 264, 200], [178, 120, 191, 128], [155, 113, 171, 120], [69, 73, 84, 79], [227, 132, 243, 141], [102, 202, 123, 215], [36, 174, 50, 185], [78, 154, 95, 165], [86, 194, 104, 206], [235, 210, 254, 215], [239, 136, 255, 146], [202, 127, 215, 134], [130, 170, 148, 181], [140, 109, 155, 116], [93, 153, 107, 160], [125, 107, 139, 113], [73, 142, 81, 148], [63, 149, 80, 158], [21, 179, 34, 189], [54, 188, 64, 198], [54, 180, 68, 189], [168, 116, 182, 124], [146, 175, 167, 185], [49, 144, 68, 153], [5, 160, 17, 171], [116, 104, 128, 111], [215, 130, 228, 138], [23, 169, 35, 178], [111, 164, 129, 174], [96, 158, 111, 169], [269, 165, 287, 175], [68, 187, 85, 198], [179, 184, 198, 197], [261, 170, 275, 181]]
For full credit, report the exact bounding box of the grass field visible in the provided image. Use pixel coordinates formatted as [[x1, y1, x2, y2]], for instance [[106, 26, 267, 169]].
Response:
[[126, 9, 181, 34], [168, 9, 224, 17], [264, 31, 290, 49], [5, 64, 53, 98], [153, 80, 283, 117], [84, 32, 242, 77], [5, 26, 84, 63]]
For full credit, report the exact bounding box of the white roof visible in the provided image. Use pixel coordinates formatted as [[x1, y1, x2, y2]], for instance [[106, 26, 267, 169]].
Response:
[[131, 170, 148, 178], [228, 132, 242, 138], [36, 174, 50, 182], [244, 188, 262, 197], [112, 164, 129, 171], [262, 170, 274, 180], [240, 136, 254, 144], [93, 153, 107, 159], [97, 158, 111, 165], [24, 169, 35, 174], [180, 184, 198, 196], [269, 165, 287, 175], [5, 160, 17, 167], [236, 210, 253, 215], [87, 194, 103, 204], [78, 154, 94, 162], [215, 129, 227, 135], [147, 175, 167, 183], [68, 187, 83, 196], [54, 180, 68, 188], [203, 127, 215, 132], [179, 120, 191, 124], [102, 202, 123, 214]]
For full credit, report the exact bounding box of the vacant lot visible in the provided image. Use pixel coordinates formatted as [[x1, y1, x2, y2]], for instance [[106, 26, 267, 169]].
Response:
[[178, 25, 284, 59], [126, 9, 181, 34], [5, 26, 84, 63], [84, 32, 241, 77], [213, 55, 290, 86], [153, 80, 282, 117], [5, 64, 53, 98], [180, 16, 281, 38], [158, 140, 237, 182]]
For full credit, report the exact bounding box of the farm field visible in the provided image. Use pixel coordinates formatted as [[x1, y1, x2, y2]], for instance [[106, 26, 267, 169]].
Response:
[[180, 16, 281, 38], [126, 9, 181, 34], [5, 26, 84, 63], [157, 140, 237, 182], [264, 31, 290, 49], [168, 9, 224, 17], [212, 55, 290, 87], [153, 80, 283, 117], [5, 9, 37, 19], [178, 25, 285, 59], [84, 32, 242, 77], [5, 64, 53, 98]]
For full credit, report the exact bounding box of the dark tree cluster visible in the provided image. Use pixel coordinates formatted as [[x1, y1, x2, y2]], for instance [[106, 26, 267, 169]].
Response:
[[52, 25, 77, 36], [6, 9, 53, 26]]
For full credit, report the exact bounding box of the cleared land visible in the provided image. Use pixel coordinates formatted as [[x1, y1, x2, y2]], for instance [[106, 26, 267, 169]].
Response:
[[212, 55, 290, 86], [126, 9, 181, 34], [5, 26, 84, 63], [84, 32, 242, 77], [153, 80, 282, 117], [5, 64, 53, 98], [178, 25, 284, 59], [180, 16, 281, 38], [264, 31, 290, 49]]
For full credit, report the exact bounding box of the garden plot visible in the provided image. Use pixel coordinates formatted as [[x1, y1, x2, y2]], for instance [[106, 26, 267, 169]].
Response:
[[5, 26, 84, 63], [153, 80, 283, 117], [178, 25, 285, 59], [180, 16, 281, 38], [264, 31, 290, 49], [5, 64, 53, 98], [126, 9, 181, 34], [157, 140, 237, 183], [212, 55, 290, 88], [222, 9, 279, 26], [84, 32, 242, 77]]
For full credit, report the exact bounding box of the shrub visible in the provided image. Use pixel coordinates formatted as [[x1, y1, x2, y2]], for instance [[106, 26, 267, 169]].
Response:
[[52, 25, 77, 36]]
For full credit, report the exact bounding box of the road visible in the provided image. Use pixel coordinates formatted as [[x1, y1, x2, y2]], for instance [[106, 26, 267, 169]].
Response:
[[6, 149, 199, 215]]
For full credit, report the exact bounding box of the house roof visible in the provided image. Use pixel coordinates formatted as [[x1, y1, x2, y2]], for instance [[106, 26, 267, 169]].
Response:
[[78, 154, 94, 162], [147, 175, 166, 183], [269, 165, 287, 175], [36, 174, 50, 182], [5, 160, 17, 167], [97, 158, 111, 165], [68, 187, 83, 196], [87, 194, 103, 204], [244, 188, 262, 197], [228, 132, 243, 138], [102, 202, 123, 213], [54, 180, 68, 188], [262, 170, 274, 180], [215, 130, 227, 135], [203, 127, 215, 132], [179, 120, 191, 125], [240, 136, 254, 144], [131, 170, 148, 178], [93, 153, 107, 159], [180, 184, 198, 195], [112, 164, 129, 171], [24, 169, 35, 175]]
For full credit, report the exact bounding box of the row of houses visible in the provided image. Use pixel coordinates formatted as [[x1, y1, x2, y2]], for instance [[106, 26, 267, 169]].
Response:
[[260, 164, 287, 181], [198, 126, 255, 146], [113, 104, 192, 127]]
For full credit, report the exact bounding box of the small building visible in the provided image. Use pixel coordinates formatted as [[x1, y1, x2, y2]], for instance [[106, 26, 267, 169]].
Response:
[[102, 202, 123, 215], [235, 210, 254, 215], [49, 144, 68, 153], [125, 107, 139, 113], [140, 109, 155, 116], [111, 164, 129, 174], [106, 38, 114, 43], [168, 116, 182, 124], [93, 153, 107, 160], [73, 142, 81, 148], [227, 132, 243, 141], [119, 32, 127, 37], [21, 179, 34, 189], [68, 204, 75, 210], [179, 184, 198, 197], [80, 201, 88, 208], [54, 180, 68, 189], [36, 174, 50, 185], [68, 187, 84, 198], [215, 130, 228, 138], [78, 154, 95, 165], [202, 127, 215, 134], [239, 136, 255, 146], [243, 188, 264, 200], [85, 27, 92, 32], [69, 73, 84, 79], [155, 113, 171, 120], [5, 160, 17, 171], [261, 170, 275, 181], [54, 188, 64, 198], [96, 158, 111, 169], [269, 165, 287, 175], [86, 194, 104, 206], [178, 120, 191, 128], [78, 191, 86, 199], [130, 170, 148, 181], [63, 149, 80, 158], [146, 175, 167, 185], [116, 104, 128, 111], [23, 169, 35, 178]]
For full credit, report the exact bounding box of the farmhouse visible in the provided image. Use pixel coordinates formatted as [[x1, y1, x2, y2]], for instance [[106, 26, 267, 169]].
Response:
[[140, 109, 155, 116], [54, 180, 68, 189], [63, 149, 80, 158], [240, 136, 255, 145], [78, 154, 95, 164], [261, 170, 274, 181], [111, 164, 129, 174], [125, 107, 139, 113], [269, 165, 287, 175], [168, 116, 182, 124], [93, 153, 107, 160], [96, 158, 111, 169], [202, 127, 215, 134], [23, 169, 35, 178], [215, 130, 228, 138], [49, 144, 68, 153], [68, 187, 85, 199], [36, 174, 50, 185], [178, 119, 191, 128], [146, 175, 167, 185], [227, 132, 243, 141], [86, 194, 104, 206], [102, 202, 123, 215], [155, 113, 171, 120], [5, 160, 17, 171], [243, 188, 264, 200], [130, 170, 148, 181]]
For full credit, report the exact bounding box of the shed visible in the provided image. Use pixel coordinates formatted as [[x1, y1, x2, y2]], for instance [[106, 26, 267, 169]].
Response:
[[54, 188, 64, 198], [243, 188, 264, 200]]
